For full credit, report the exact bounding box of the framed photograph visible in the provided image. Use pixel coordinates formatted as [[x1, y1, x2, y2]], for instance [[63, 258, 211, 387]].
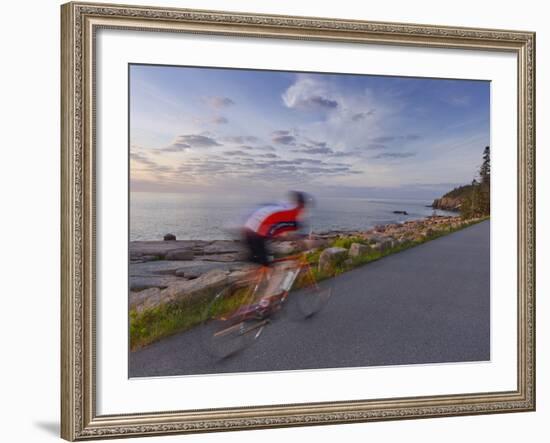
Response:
[[61, 1, 536, 440]]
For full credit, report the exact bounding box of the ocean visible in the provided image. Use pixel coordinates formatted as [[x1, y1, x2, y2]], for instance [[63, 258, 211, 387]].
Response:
[[130, 192, 456, 241]]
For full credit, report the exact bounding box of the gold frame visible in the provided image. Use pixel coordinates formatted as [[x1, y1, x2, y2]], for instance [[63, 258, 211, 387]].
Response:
[[61, 1, 536, 440]]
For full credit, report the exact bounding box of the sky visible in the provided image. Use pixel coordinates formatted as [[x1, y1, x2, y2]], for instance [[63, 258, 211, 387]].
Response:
[[129, 64, 490, 200]]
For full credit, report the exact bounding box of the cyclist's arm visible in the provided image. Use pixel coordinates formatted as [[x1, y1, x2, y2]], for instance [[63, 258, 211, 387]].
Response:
[[273, 223, 309, 241], [274, 229, 312, 252]]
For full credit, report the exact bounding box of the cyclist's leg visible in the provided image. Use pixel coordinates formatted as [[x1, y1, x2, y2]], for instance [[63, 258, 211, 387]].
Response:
[[244, 229, 269, 266]]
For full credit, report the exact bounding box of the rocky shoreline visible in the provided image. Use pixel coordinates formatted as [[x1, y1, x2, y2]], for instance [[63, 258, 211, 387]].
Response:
[[129, 215, 483, 320], [431, 196, 462, 211]]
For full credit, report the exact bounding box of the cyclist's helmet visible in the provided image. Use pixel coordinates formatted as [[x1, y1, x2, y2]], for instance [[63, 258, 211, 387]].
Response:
[[289, 190, 315, 208]]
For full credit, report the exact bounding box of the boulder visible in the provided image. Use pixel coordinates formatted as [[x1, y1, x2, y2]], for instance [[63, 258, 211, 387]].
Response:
[[348, 243, 371, 258], [163, 233, 176, 241], [130, 260, 191, 276], [130, 275, 183, 291], [172, 261, 250, 280], [372, 239, 393, 252], [385, 237, 397, 247], [304, 238, 329, 250], [130, 240, 209, 259], [201, 240, 244, 255], [318, 247, 348, 274], [195, 252, 247, 262], [366, 234, 385, 244], [164, 249, 194, 261], [315, 231, 341, 240], [130, 264, 248, 312], [129, 287, 163, 313], [158, 269, 234, 307], [129, 260, 194, 290]]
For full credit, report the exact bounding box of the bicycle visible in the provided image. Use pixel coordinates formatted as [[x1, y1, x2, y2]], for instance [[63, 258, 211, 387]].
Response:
[[199, 252, 332, 359]]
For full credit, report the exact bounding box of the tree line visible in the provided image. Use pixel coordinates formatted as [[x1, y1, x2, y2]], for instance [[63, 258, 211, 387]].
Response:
[[460, 146, 490, 219]]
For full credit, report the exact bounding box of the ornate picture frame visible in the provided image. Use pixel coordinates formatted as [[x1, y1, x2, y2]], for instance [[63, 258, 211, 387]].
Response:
[[61, 1, 535, 440]]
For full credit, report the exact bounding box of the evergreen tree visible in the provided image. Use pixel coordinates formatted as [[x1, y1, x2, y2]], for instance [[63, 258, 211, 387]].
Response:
[[459, 147, 491, 219], [480, 146, 490, 185], [478, 146, 490, 214]]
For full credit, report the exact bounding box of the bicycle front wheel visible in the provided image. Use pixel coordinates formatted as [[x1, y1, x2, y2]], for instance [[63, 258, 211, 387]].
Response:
[[295, 282, 332, 318], [200, 282, 266, 359]]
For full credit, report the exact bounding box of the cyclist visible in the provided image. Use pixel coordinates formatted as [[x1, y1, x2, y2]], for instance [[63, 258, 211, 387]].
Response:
[[241, 191, 313, 314], [243, 191, 311, 265]]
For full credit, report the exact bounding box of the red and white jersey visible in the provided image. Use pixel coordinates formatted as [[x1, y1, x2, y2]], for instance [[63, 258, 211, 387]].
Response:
[[244, 203, 304, 238]]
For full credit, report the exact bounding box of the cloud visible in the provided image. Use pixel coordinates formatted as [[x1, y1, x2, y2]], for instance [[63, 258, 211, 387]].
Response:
[[371, 136, 396, 143], [330, 151, 356, 157], [176, 158, 247, 175], [272, 133, 297, 145], [299, 146, 334, 154], [269, 129, 302, 146], [224, 150, 252, 157], [176, 134, 221, 148], [152, 165, 173, 173], [293, 142, 333, 155], [204, 96, 235, 108], [303, 166, 351, 174], [263, 160, 296, 166], [162, 145, 187, 153], [255, 145, 276, 152], [351, 110, 375, 121], [160, 142, 190, 153], [373, 152, 416, 159], [370, 134, 422, 144], [290, 138, 337, 155], [130, 152, 173, 175], [211, 116, 228, 124], [282, 77, 339, 111], [130, 152, 155, 166], [186, 163, 227, 173], [155, 148, 361, 187], [223, 135, 260, 144], [272, 130, 290, 136], [304, 139, 328, 149], [447, 96, 471, 107], [365, 143, 389, 150], [295, 158, 323, 164], [306, 96, 338, 109]]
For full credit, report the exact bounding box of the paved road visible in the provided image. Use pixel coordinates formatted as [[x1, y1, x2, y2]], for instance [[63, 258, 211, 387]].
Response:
[[129, 221, 490, 377]]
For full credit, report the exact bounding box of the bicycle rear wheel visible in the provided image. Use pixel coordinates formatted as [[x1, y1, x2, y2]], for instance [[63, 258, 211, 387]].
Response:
[[200, 282, 266, 359]]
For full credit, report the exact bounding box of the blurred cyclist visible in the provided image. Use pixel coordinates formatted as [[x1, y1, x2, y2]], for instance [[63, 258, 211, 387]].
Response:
[[242, 191, 312, 267], [241, 191, 313, 315]]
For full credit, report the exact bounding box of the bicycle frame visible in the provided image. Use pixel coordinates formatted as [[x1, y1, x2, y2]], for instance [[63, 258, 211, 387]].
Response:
[[201, 252, 330, 358], [273, 253, 320, 291], [246, 252, 320, 308]]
